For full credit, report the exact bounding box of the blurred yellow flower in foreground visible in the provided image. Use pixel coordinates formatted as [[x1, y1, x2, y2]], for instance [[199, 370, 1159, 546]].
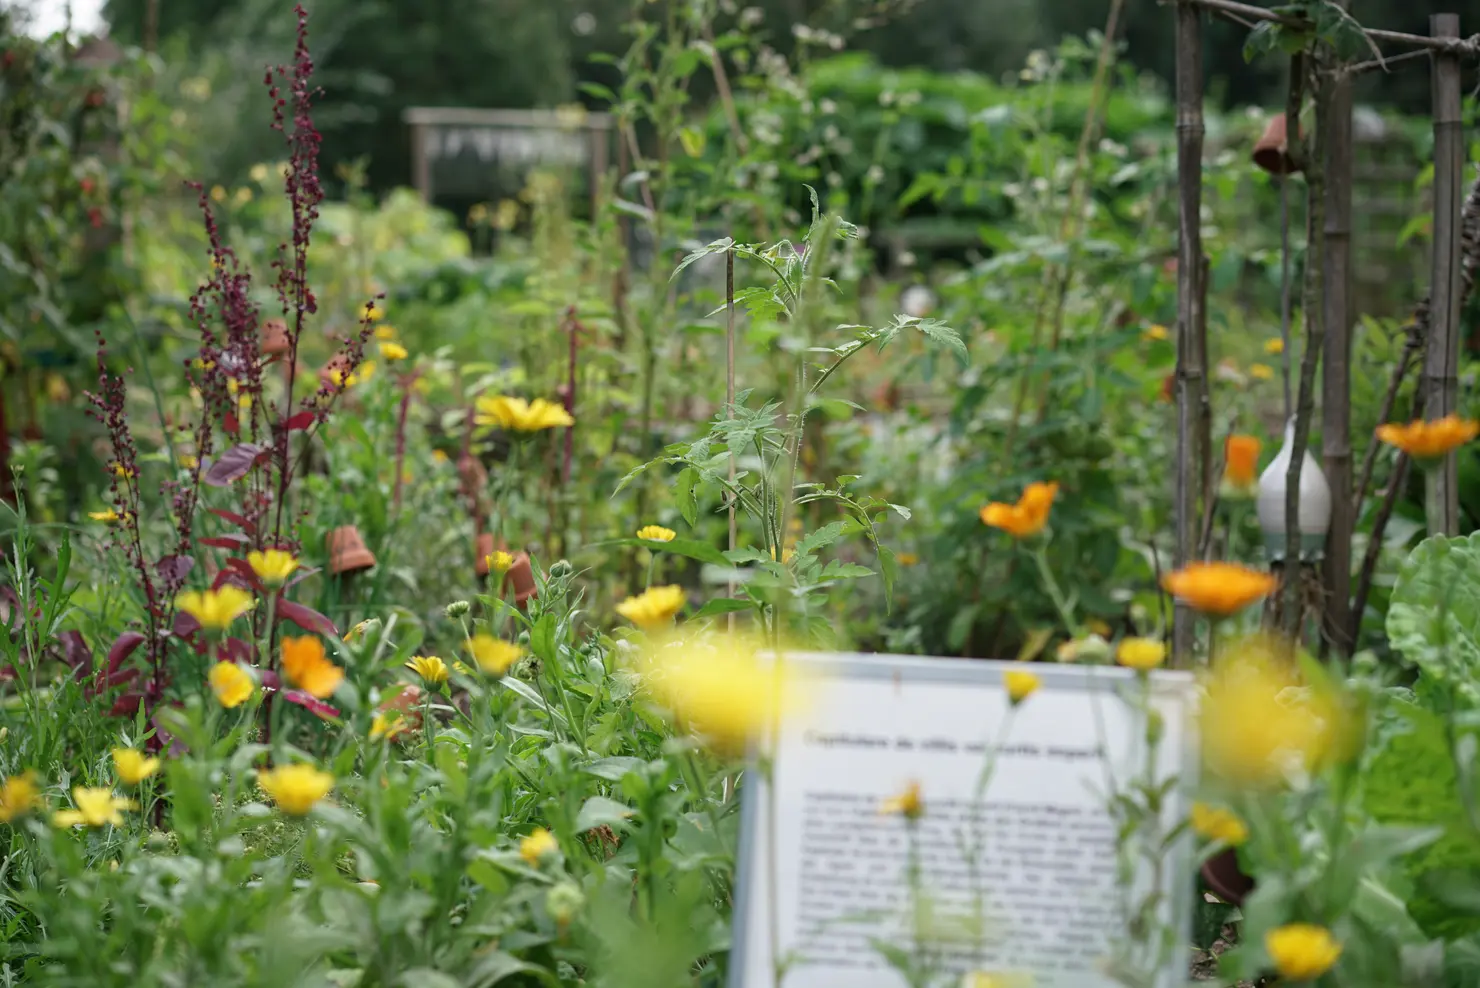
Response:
[[407, 655, 449, 686], [258, 764, 334, 816], [378, 341, 408, 362], [177, 586, 254, 630], [281, 636, 344, 700], [980, 481, 1058, 539], [474, 395, 574, 432], [88, 508, 119, 522], [370, 713, 408, 741], [209, 661, 255, 708], [247, 548, 299, 587], [467, 634, 522, 676], [616, 585, 686, 629], [0, 772, 42, 823], [1376, 415, 1480, 461], [879, 781, 923, 820], [962, 974, 1034, 988], [1005, 669, 1040, 706], [1162, 562, 1277, 617], [52, 787, 135, 828], [1189, 801, 1248, 845], [1116, 637, 1166, 671], [1265, 924, 1341, 980], [520, 827, 560, 865], [636, 525, 676, 543], [112, 748, 160, 786]]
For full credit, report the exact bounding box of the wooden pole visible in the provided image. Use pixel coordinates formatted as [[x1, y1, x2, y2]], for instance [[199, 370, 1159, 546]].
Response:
[[1173, 2, 1205, 664], [1424, 13, 1463, 537], [1322, 14, 1355, 655], [726, 250, 737, 633]]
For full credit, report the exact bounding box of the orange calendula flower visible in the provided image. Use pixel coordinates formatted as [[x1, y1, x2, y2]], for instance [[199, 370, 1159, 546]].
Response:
[[980, 482, 1058, 539], [1162, 562, 1278, 617], [1224, 434, 1261, 491], [1375, 415, 1480, 461], [281, 636, 344, 699]]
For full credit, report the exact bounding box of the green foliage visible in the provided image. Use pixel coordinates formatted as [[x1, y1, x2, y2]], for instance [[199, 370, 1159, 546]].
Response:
[[1388, 533, 1480, 703]]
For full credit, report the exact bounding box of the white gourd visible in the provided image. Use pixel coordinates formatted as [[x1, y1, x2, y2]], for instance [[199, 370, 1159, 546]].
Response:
[[1256, 418, 1332, 561]]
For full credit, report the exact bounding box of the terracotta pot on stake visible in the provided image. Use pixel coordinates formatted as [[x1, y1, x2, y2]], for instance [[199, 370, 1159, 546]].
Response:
[[473, 531, 500, 577], [1200, 848, 1255, 907], [326, 525, 376, 576], [502, 551, 537, 608], [1252, 112, 1301, 176], [261, 318, 291, 358]]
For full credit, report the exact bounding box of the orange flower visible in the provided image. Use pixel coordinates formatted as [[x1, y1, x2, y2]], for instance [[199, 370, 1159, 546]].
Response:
[[281, 636, 344, 699], [980, 482, 1058, 539], [1224, 435, 1261, 491], [1375, 415, 1480, 460], [1162, 562, 1278, 617]]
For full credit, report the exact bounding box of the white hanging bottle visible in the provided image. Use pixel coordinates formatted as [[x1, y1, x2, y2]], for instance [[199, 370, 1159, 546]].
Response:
[[1256, 418, 1333, 561]]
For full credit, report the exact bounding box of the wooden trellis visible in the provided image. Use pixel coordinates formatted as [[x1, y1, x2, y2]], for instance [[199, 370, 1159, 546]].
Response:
[[1170, 0, 1480, 663]]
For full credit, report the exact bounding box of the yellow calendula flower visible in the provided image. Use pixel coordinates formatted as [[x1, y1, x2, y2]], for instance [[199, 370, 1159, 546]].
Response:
[[474, 395, 574, 432], [879, 781, 923, 820], [452, 660, 473, 676], [378, 341, 408, 362], [1376, 414, 1480, 461], [0, 772, 42, 823], [406, 655, 449, 686], [247, 549, 299, 587], [281, 636, 344, 700], [1264, 337, 1285, 355], [111, 748, 160, 786], [1249, 363, 1275, 381], [1116, 637, 1167, 671], [1265, 924, 1342, 980], [178, 454, 199, 470], [616, 585, 686, 630], [88, 508, 119, 522], [466, 634, 522, 676], [370, 713, 407, 741], [636, 525, 676, 543], [980, 481, 1058, 539], [1162, 562, 1278, 617], [1004, 669, 1040, 706], [1142, 323, 1170, 342], [374, 324, 397, 341], [52, 787, 135, 828], [258, 763, 334, 816], [897, 551, 920, 567], [486, 551, 515, 574], [208, 661, 255, 708], [1189, 802, 1248, 845], [176, 586, 254, 631], [520, 827, 560, 866], [365, 301, 384, 321]]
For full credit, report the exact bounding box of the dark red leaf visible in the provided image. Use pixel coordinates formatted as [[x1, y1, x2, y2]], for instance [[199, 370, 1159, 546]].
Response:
[[210, 569, 252, 592], [200, 533, 250, 549], [283, 410, 314, 431], [57, 630, 90, 671], [224, 557, 266, 592], [276, 599, 338, 637], [219, 637, 253, 663], [172, 611, 201, 638], [208, 508, 256, 534], [156, 555, 194, 583], [285, 565, 320, 588], [108, 692, 143, 717], [260, 669, 282, 691], [106, 631, 146, 674], [223, 410, 239, 436], [204, 442, 266, 487], [105, 668, 140, 688], [283, 690, 339, 719]]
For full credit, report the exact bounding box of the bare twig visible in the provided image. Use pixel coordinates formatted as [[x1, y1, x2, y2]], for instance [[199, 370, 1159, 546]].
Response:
[[1175, 0, 1480, 54]]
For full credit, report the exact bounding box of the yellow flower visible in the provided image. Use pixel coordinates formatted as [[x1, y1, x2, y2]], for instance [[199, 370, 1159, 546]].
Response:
[[89, 508, 119, 522], [51, 787, 135, 828], [281, 636, 344, 699], [370, 713, 408, 741], [452, 660, 473, 676], [111, 748, 160, 786], [247, 549, 299, 587], [374, 324, 397, 341], [1249, 363, 1275, 381], [486, 550, 514, 574], [980, 481, 1058, 539], [406, 655, 449, 685], [1189, 802, 1248, 845], [1142, 323, 1170, 342], [637, 631, 809, 749], [1004, 669, 1040, 706], [0, 772, 42, 823], [1162, 562, 1278, 617], [1116, 637, 1166, 671], [879, 781, 923, 820], [962, 974, 1033, 988], [616, 585, 686, 629], [249, 163, 270, 183], [176, 586, 254, 631], [1265, 924, 1342, 980], [208, 661, 255, 708], [636, 525, 676, 543], [258, 763, 334, 816], [178, 454, 199, 470], [365, 301, 384, 321], [520, 827, 560, 866], [474, 395, 574, 432], [1264, 337, 1285, 355], [897, 551, 920, 567], [467, 634, 522, 676], [210, 185, 227, 203], [1376, 415, 1480, 461], [378, 341, 408, 362], [432, 449, 449, 464]]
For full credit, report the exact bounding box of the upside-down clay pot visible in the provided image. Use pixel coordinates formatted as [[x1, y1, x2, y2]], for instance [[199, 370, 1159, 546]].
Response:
[[326, 525, 376, 576], [376, 683, 424, 736], [503, 552, 537, 607], [473, 532, 501, 577], [1201, 847, 1255, 907], [261, 318, 291, 357], [1253, 112, 1300, 175]]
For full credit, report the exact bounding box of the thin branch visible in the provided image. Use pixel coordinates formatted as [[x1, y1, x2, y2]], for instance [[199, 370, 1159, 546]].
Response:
[[1174, 0, 1480, 54]]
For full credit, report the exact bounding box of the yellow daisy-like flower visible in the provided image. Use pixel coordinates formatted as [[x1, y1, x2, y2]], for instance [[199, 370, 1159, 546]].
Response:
[[1004, 669, 1040, 706], [466, 634, 522, 676], [377, 341, 408, 362], [1162, 562, 1278, 617], [879, 781, 923, 820], [111, 748, 160, 786], [1265, 924, 1342, 980], [208, 661, 255, 708], [616, 585, 686, 630], [52, 787, 135, 828], [1264, 337, 1285, 355], [258, 763, 334, 817], [176, 586, 254, 631], [486, 551, 515, 574], [406, 655, 449, 686], [1189, 801, 1248, 845], [365, 301, 384, 322], [1249, 363, 1275, 381], [88, 508, 120, 522], [374, 324, 397, 341], [897, 551, 920, 567], [178, 454, 199, 470], [281, 636, 344, 700], [1376, 415, 1480, 461], [1116, 637, 1166, 672], [980, 481, 1058, 539], [370, 712, 408, 741], [520, 827, 560, 866], [1142, 323, 1170, 342], [474, 395, 574, 433], [247, 549, 299, 587], [636, 525, 676, 543], [0, 772, 42, 823]]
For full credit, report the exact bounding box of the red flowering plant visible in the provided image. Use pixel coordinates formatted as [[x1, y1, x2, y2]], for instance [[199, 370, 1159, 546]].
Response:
[[84, 6, 368, 752]]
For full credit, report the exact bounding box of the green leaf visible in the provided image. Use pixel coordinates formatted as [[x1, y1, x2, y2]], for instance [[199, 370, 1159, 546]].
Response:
[[575, 795, 637, 832], [691, 597, 753, 620], [1387, 532, 1480, 702], [398, 970, 461, 988], [583, 756, 648, 782], [793, 521, 846, 557], [676, 466, 699, 526], [529, 613, 556, 663], [499, 677, 568, 726]]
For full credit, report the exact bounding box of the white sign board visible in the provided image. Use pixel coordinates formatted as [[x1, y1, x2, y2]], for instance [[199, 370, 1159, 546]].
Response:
[[730, 653, 1196, 988]]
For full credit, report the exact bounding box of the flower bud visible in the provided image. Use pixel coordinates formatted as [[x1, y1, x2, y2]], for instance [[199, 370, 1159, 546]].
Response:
[[445, 600, 471, 618], [546, 881, 584, 928], [549, 559, 573, 579]]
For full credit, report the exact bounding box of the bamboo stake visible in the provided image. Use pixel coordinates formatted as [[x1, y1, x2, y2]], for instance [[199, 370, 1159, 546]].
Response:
[[1173, 1, 1205, 664], [726, 250, 737, 633], [1322, 14, 1355, 655], [1423, 13, 1463, 537]]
